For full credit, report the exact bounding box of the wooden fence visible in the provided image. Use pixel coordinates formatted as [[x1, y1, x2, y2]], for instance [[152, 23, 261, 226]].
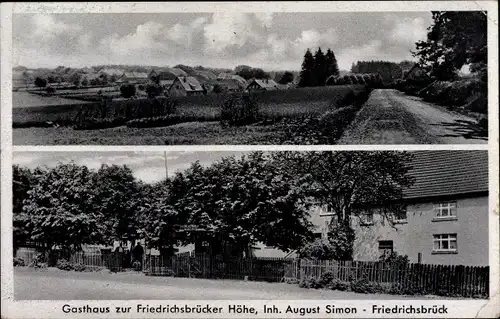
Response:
[[297, 259, 489, 298], [143, 253, 293, 282], [15, 248, 123, 272]]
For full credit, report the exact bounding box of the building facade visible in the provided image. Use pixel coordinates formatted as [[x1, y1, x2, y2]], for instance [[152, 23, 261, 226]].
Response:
[[168, 76, 205, 97], [254, 151, 489, 266]]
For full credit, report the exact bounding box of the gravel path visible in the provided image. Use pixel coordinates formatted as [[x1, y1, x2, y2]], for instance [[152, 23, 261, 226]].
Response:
[[338, 89, 487, 144]]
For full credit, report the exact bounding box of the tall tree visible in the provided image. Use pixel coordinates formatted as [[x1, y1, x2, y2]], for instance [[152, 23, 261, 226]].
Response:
[[413, 11, 487, 81], [20, 164, 107, 253], [13, 165, 35, 253], [325, 49, 340, 78], [92, 164, 142, 245], [34, 77, 47, 90], [298, 49, 316, 87], [136, 181, 183, 254], [271, 151, 415, 260], [313, 47, 327, 86], [278, 71, 294, 84]]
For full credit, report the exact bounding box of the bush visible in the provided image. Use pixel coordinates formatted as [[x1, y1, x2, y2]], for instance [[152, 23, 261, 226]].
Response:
[[327, 279, 350, 291], [73, 263, 87, 272], [29, 253, 48, 269], [132, 260, 142, 271], [319, 271, 336, 287], [299, 277, 322, 289], [74, 117, 126, 130], [350, 277, 385, 294], [120, 84, 136, 98], [56, 259, 74, 271], [380, 252, 409, 266], [298, 238, 337, 260], [46, 87, 56, 94], [220, 94, 260, 126], [56, 259, 100, 272], [13, 257, 25, 267]]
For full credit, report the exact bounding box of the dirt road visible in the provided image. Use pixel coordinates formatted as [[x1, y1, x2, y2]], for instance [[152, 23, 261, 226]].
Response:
[[14, 268, 429, 300], [338, 89, 487, 144]]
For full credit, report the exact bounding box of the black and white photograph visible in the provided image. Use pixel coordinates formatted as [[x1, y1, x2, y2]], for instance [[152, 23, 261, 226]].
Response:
[[11, 10, 488, 145], [1, 2, 499, 318], [12, 150, 489, 300]]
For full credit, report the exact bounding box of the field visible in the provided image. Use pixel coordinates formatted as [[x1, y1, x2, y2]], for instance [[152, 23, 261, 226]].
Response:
[[13, 85, 371, 145], [13, 91, 93, 108]]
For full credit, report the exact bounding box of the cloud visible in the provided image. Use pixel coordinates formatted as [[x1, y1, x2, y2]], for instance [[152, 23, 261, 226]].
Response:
[[290, 28, 337, 57], [389, 17, 428, 45], [31, 14, 82, 41], [336, 40, 383, 70], [203, 13, 262, 54], [254, 12, 274, 28]]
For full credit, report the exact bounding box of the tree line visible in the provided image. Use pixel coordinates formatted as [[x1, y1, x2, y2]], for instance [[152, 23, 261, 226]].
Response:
[[351, 61, 406, 83], [13, 152, 414, 260], [299, 48, 339, 87]]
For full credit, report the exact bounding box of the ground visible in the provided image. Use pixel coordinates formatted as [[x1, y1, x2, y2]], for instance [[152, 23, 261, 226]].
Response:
[[13, 268, 451, 300], [12, 88, 487, 145], [338, 89, 487, 144]]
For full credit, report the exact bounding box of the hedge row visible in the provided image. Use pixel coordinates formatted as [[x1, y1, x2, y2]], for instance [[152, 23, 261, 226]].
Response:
[[126, 113, 219, 128], [56, 259, 104, 272]]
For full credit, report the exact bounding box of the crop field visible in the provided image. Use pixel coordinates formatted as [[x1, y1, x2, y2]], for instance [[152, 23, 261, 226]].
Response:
[[13, 85, 371, 145], [13, 91, 93, 109]]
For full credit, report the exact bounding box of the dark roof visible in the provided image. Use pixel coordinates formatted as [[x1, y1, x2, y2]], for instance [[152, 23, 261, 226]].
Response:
[[176, 76, 204, 92], [404, 151, 488, 199]]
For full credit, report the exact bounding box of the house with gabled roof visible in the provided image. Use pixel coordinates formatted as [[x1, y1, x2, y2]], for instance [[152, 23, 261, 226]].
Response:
[[117, 72, 149, 84], [254, 151, 489, 266], [246, 78, 279, 91], [168, 76, 205, 97]]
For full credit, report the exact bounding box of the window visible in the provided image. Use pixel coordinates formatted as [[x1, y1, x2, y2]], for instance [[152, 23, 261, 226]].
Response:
[[394, 208, 407, 222], [378, 240, 393, 259], [360, 211, 374, 225], [434, 202, 457, 219], [433, 234, 457, 252], [313, 232, 322, 239]]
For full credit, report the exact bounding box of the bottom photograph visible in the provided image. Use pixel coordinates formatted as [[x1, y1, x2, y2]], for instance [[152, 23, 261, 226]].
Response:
[[12, 150, 489, 300]]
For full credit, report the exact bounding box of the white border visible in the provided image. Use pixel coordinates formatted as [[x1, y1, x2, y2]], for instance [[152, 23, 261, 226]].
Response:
[[2, 1, 499, 318]]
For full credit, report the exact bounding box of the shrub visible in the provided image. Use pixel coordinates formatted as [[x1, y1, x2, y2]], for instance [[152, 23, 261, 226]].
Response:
[[327, 222, 355, 261], [120, 84, 136, 98], [464, 93, 487, 114], [350, 277, 385, 294], [299, 277, 322, 289], [56, 259, 74, 271], [73, 263, 87, 272], [319, 271, 336, 287], [13, 257, 25, 267], [29, 253, 48, 269], [380, 251, 409, 266], [327, 279, 350, 291], [220, 94, 260, 126], [132, 260, 142, 271], [146, 82, 163, 98], [74, 117, 126, 130], [298, 238, 337, 260], [46, 87, 56, 94]]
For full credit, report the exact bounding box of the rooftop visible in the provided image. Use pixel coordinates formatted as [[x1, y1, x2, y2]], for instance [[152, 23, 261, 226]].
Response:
[[404, 151, 488, 199]]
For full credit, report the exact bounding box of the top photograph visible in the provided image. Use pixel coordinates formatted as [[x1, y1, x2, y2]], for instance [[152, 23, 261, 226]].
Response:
[[11, 11, 488, 145]]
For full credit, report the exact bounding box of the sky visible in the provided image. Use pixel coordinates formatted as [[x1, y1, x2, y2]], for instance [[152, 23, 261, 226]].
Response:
[[12, 12, 432, 71], [13, 151, 249, 184]]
